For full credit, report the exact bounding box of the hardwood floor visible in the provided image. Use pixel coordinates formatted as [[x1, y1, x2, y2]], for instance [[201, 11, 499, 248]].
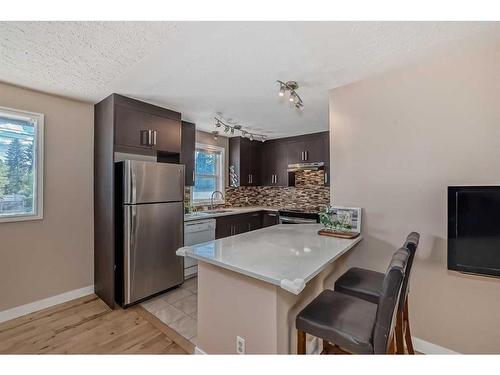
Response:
[[0, 294, 191, 354]]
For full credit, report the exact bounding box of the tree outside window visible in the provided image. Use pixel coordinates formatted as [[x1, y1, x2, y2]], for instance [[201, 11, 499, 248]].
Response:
[[192, 144, 224, 205], [0, 107, 43, 222]]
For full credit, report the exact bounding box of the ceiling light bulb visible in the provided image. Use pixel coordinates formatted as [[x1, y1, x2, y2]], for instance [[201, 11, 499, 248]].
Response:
[[278, 85, 285, 97], [261, 136, 266, 143], [249, 134, 254, 141], [289, 91, 296, 102], [230, 128, 234, 135], [212, 131, 218, 140], [224, 125, 229, 133]]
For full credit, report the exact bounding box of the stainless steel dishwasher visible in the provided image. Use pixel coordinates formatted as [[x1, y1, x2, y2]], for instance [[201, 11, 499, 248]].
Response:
[[183, 219, 216, 279]]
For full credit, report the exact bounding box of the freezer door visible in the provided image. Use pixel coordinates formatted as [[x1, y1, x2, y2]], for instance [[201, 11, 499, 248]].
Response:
[[123, 160, 184, 204], [124, 202, 184, 304]]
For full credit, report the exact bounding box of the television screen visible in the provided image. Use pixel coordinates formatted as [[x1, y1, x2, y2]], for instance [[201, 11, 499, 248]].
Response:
[[448, 186, 500, 277]]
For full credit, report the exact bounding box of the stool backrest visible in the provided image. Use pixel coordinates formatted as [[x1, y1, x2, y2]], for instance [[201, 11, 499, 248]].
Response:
[[372, 247, 410, 354], [398, 232, 420, 310]]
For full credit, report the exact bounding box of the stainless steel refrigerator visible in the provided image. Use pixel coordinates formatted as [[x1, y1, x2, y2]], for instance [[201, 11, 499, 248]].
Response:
[[116, 160, 184, 306]]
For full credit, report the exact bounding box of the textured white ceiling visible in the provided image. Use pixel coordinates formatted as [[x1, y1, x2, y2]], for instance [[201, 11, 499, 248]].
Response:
[[1, 21, 499, 138]]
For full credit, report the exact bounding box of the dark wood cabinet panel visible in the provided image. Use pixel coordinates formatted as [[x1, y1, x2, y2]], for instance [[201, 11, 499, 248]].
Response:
[[287, 139, 305, 165], [286, 132, 328, 164], [229, 137, 260, 186], [114, 104, 152, 150], [261, 141, 288, 186], [148, 113, 181, 154], [262, 211, 279, 227], [180, 121, 196, 186], [302, 137, 326, 163], [215, 215, 235, 239], [248, 212, 263, 231], [215, 212, 264, 239], [113, 94, 181, 154]]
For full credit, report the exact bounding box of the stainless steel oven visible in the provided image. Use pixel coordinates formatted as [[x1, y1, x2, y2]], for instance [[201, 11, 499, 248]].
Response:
[[278, 209, 320, 224]]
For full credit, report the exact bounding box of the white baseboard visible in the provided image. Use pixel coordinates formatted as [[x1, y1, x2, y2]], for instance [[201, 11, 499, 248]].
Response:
[[194, 346, 207, 355], [0, 285, 95, 323], [412, 336, 459, 354]]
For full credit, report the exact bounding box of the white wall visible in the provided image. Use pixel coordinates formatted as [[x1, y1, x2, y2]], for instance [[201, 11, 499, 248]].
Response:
[[329, 40, 500, 353]]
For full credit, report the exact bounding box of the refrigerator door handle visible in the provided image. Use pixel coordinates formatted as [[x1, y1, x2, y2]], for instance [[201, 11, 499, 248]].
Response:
[[124, 205, 136, 305]]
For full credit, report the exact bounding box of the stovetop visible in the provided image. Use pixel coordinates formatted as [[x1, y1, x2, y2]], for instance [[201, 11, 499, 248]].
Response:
[[279, 207, 322, 214]]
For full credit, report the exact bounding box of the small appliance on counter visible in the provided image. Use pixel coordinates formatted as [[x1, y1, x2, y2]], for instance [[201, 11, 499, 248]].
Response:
[[115, 160, 185, 307]]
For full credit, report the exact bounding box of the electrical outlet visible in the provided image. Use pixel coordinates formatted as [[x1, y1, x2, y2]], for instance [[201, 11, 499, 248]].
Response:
[[236, 336, 245, 354]]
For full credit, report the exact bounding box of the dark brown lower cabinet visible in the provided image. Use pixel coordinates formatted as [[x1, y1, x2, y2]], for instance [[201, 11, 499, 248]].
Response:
[[262, 211, 280, 227], [215, 211, 274, 239]]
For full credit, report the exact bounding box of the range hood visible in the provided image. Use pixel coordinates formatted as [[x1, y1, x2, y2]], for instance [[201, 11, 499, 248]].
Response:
[[287, 162, 324, 172]]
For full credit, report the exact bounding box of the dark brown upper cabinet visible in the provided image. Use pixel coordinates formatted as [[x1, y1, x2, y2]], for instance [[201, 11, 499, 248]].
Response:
[[229, 137, 260, 186], [113, 94, 181, 155], [180, 121, 196, 186], [286, 132, 328, 164], [261, 140, 288, 186]]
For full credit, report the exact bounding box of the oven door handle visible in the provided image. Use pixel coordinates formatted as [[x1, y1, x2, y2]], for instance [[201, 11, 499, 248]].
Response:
[[279, 216, 317, 224]]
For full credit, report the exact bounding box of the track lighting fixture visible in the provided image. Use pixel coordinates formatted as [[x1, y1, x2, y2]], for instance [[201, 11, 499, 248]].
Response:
[[277, 80, 304, 109], [213, 115, 266, 142]]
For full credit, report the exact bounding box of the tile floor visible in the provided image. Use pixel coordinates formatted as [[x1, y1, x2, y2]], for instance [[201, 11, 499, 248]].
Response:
[[141, 277, 198, 345]]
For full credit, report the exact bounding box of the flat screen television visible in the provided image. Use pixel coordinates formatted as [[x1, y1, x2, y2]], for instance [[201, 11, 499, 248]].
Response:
[[448, 186, 500, 277]]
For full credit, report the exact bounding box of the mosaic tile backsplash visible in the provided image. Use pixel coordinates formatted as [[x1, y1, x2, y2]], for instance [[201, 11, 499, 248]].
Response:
[[186, 170, 330, 210]]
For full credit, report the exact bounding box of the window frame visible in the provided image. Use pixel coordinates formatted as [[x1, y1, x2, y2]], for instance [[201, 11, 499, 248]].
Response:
[[0, 106, 44, 223], [191, 142, 225, 207]]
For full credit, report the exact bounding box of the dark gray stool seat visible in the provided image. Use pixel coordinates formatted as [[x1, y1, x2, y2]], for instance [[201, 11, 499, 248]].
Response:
[[334, 267, 383, 304], [296, 247, 410, 354], [296, 290, 378, 354]]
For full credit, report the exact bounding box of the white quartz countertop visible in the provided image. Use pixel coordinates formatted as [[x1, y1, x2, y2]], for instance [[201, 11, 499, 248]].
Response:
[[176, 224, 362, 294], [184, 206, 279, 222]]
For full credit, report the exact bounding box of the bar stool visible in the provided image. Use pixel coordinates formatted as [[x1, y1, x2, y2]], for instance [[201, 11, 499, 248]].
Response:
[[334, 232, 420, 354], [296, 247, 410, 354]]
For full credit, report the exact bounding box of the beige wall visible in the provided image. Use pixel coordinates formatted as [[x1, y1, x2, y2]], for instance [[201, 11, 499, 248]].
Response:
[[0, 82, 94, 311], [329, 41, 500, 353]]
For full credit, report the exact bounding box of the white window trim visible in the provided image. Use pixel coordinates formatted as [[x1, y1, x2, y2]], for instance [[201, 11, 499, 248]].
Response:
[[192, 142, 225, 207], [0, 106, 44, 223]]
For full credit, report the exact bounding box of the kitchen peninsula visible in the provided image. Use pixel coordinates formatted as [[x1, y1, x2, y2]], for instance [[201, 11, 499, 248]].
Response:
[[176, 224, 362, 354]]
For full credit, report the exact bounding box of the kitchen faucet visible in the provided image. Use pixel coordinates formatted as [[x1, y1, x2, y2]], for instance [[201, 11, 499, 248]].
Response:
[[210, 190, 224, 210]]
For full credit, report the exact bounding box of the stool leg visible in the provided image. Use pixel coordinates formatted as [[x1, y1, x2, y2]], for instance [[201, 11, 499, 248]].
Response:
[[387, 335, 396, 354], [395, 308, 405, 354], [403, 298, 415, 354], [297, 330, 306, 354]]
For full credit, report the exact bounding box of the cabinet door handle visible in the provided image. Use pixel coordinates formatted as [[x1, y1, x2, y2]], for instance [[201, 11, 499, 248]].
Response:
[[275, 174, 278, 184], [140, 130, 149, 146], [192, 170, 195, 183], [152, 130, 157, 146], [268, 213, 277, 217], [252, 213, 259, 217], [301, 151, 304, 161], [324, 171, 328, 184], [304, 150, 309, 161]]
